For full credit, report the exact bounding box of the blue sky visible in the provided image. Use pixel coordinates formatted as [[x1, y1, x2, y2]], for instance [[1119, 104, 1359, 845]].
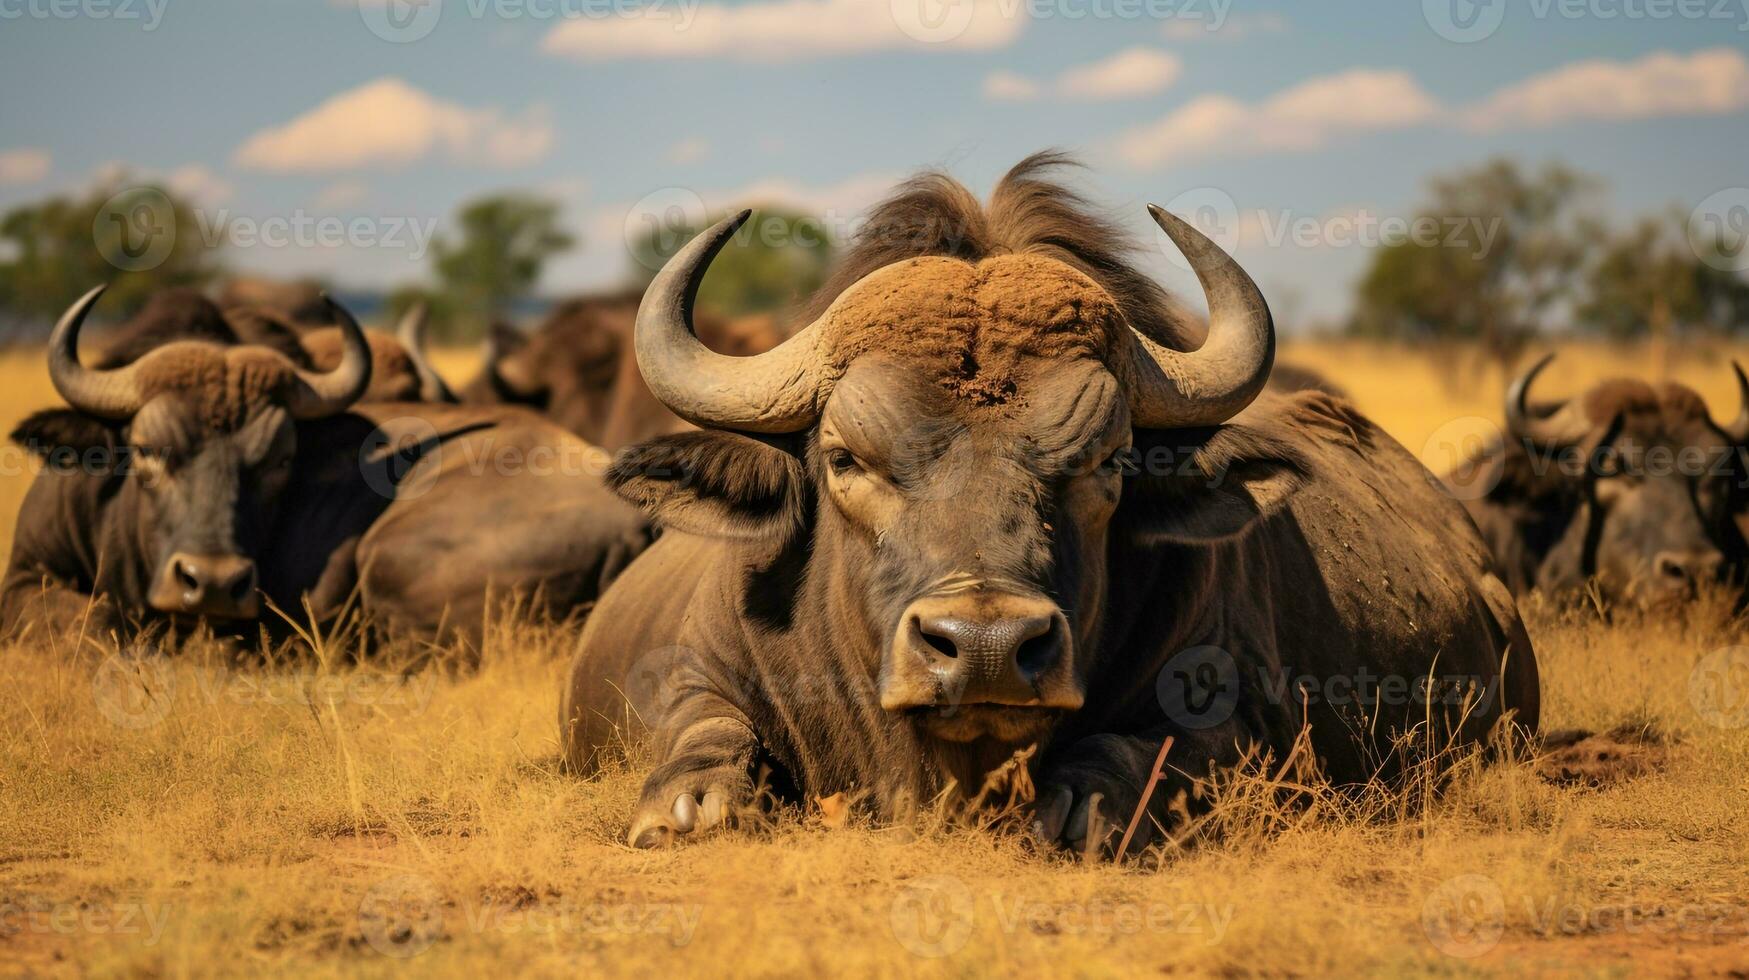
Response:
[[1, 0, 1746, 326]]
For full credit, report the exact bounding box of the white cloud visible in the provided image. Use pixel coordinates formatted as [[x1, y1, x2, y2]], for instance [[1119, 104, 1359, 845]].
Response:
[[1116, 68, 1440, 167], [667, 137, 712, 165], [1059, 48, 1181, 100], [313, 180, 370, 211], [1462, 47, 1749, 131], [233, 78, 554, 173], [1162, 12, 1286, 42], [164, 164, 233, 205], [983, 70, 1041, 102], [0, 148, 51, 185], [985, 48, 1180, 103], [542, 0, 1023, 62], [1115, 48, 1749, 168]]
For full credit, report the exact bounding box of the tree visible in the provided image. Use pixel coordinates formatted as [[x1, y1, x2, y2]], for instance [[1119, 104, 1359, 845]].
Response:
[[431, 194, 574, 340], [1576, 211, 1749, 341], [0, 178, 223, 336], [1350, 160, 1599, 376], [630, 207, 833, 318]]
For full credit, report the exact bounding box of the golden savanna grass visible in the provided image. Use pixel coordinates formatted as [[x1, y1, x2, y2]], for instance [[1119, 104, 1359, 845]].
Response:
[[2, 339, 1748, 977]]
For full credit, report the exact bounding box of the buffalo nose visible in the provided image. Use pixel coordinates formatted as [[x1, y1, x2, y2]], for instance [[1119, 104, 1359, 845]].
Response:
[[915, 613, 1059, 678], [153, 553, 259, 618], [1653, 550, 1723, 586], [882, 592, 1082, 712]]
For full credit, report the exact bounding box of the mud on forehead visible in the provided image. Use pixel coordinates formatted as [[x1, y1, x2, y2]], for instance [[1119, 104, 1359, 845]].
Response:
[[820, 254, 1128, 407], [133, 344, 300, 431], [825, 352, 1124, 468]]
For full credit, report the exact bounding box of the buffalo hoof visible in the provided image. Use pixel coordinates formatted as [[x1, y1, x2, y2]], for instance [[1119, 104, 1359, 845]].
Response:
[[1029, 784, 1127, 860], [626, 784, 745, 849], [1031, 738, 1168, 860]]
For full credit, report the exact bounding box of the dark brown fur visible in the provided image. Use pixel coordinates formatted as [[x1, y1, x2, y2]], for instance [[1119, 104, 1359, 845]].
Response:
[[92, 290, 240, 369], [463, 293, 784, 448], [1452, 375, 1748, 605]]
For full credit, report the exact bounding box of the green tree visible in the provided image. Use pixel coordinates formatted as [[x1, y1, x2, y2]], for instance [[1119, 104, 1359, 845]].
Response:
[[1576, 211, 1749, 341], [0, 178, 223, 333], [1350, 160, 1599, 374], [431, 194, 574, 341], [630, 208, 833, 318]]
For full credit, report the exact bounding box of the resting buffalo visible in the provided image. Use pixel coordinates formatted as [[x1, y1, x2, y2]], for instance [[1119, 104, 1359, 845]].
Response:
[[296, 303, 455, 404], [92, 288, 452, 405], [1, 287, 649, 645], [1446, 354, 1749, 608], [561, 157, 1537, 854], [216, 276, 329, 324], [462, 292, 782, 448]]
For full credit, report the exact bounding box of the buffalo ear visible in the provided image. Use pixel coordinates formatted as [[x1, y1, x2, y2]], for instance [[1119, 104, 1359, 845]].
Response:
[[9, 409, 122, 465], [608, 430, 806, 540], [1122, 425, 1306, 544]]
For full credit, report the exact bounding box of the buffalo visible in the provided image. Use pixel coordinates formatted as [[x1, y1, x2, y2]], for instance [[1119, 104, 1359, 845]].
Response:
[[1446, 354, 1749, 608], [92, 288, 453, 405], [560, 157, 1538, 854], [2, 287, 649, 645], [461, 292, 783, 448], [215, 276, 329, 324]]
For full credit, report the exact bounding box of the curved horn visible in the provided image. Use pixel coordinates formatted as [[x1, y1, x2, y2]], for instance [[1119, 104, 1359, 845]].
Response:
[[395, 302, 456, 403], [1723, 361, 1749, 442], [1128, 206, 1275, 428], [48, 285, 146, 419], [287, 295, 372, 418], [1505, 353, 1593, 447], [634, 210, 824, 433]]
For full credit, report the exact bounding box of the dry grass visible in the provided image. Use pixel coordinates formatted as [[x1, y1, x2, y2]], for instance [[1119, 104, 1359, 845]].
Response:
[[3, 341, 1748, 978]]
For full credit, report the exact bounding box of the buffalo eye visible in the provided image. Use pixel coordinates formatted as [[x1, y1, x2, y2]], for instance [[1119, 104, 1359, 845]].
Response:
[[826, 448, 861, 475], [129, 445, 175, 473], [1101, 446, 1135, 476]]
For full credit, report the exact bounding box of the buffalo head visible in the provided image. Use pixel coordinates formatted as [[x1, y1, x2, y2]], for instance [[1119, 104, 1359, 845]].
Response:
[[612, 205, 1286, 745], [27, 286, 372, 620], [1503, 354, 1749, 607]]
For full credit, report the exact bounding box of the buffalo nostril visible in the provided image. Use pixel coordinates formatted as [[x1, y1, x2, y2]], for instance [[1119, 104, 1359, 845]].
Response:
[[1015, 620, 1060, 679], [174, 560, 201, 592], [229, 567, 258, 603], [915, 618, 960, 660]]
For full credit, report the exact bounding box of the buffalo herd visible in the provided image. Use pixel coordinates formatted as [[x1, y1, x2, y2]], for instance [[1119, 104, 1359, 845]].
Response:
[[4, 154, 1730, 854]]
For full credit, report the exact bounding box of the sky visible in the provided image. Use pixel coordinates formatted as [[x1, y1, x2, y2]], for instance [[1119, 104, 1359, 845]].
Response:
[[1, 0, 1746, 327]]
